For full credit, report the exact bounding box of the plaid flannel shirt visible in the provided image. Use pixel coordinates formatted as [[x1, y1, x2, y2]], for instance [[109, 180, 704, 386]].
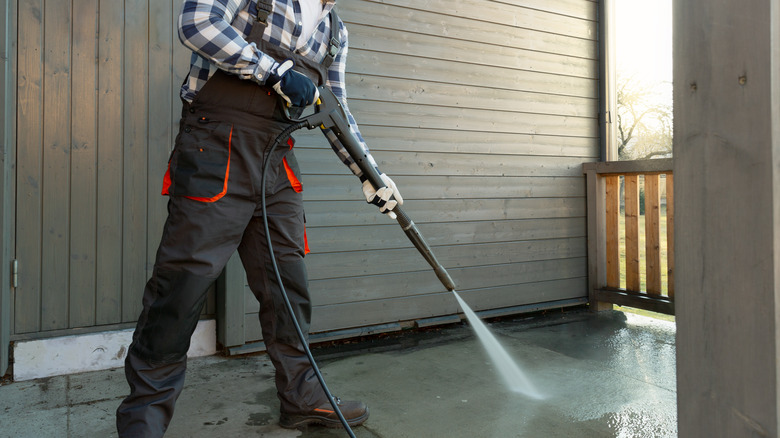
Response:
[[178, 0, 377, 179]]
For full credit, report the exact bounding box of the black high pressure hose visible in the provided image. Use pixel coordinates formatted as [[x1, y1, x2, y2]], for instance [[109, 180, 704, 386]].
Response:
[[260, 121, 357, 438]]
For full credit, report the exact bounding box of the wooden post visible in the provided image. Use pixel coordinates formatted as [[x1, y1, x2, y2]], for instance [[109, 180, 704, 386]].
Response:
[[675, 0, 780, 436], [584, 168, 612, 311]]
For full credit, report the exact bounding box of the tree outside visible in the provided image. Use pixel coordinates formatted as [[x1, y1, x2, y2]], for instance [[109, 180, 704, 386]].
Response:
[[616, 0, 673, 161], [617, 75, 672, 160]]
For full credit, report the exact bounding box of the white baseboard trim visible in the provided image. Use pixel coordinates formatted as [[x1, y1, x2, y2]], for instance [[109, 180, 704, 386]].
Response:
[[12, 319, 217, 381]]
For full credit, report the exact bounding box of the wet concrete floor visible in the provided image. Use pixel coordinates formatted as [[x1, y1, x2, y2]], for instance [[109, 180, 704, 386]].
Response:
[[0, 308, 677, 437]]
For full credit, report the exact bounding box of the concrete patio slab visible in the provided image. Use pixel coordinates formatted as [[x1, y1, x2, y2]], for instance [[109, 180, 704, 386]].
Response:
[[0, 308, 677, 437]]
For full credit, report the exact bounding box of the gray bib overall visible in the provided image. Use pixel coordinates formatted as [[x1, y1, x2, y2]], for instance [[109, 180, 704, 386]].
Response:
[[116, 7, 338, 437]]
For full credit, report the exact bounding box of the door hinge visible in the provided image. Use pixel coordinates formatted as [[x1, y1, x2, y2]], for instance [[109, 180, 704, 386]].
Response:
[[12, 259, 17, 288]]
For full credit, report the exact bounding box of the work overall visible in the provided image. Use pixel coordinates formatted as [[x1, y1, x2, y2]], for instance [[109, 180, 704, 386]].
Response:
[[116, 10, 336, 437]]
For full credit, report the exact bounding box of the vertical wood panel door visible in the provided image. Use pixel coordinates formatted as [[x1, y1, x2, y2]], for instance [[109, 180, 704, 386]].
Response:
[[13, 0, 186, 337]]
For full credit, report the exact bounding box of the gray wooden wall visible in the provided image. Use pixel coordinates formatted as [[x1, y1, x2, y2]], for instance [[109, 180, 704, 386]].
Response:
[[243, 0, 600, 342], [13, 0, 198, 337], [9, 0, 598, 345]]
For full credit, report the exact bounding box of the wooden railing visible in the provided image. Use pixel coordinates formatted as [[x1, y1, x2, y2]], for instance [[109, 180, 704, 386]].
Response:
[[583, 159, 675, 315]]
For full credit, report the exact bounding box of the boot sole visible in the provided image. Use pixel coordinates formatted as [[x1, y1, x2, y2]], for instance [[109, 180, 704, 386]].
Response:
[[279, 408, 369, 429]]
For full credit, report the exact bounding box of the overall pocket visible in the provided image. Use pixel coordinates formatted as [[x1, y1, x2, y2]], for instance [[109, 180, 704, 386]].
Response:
[[168, 120, 233, 202]]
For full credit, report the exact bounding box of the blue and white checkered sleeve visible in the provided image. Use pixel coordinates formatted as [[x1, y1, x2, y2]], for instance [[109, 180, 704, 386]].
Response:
[[179, 0, 278, 83], [323, 24, 379, 181]]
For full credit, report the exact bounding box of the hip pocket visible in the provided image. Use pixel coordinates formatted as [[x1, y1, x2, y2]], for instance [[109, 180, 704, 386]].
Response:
[[169, 121, 233, 202]]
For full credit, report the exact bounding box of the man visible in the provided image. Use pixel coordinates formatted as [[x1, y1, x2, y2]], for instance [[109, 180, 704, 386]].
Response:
[[115, 0, 403, 436]]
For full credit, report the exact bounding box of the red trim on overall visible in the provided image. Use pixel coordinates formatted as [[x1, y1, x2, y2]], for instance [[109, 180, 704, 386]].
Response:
[[283, 158, 303, 193], [285, 167, 310, 252], [162, 162, 172, 196], [282, 137, 302, 193], [281, 137, 309, 254]]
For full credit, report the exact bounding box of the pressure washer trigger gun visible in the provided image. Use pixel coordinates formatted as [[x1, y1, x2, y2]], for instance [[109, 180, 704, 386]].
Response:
[[281, 85, 348, 130]]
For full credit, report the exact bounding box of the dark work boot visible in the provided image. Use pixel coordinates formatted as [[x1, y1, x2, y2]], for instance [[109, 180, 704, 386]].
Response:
[[279, 397, 369, 429]]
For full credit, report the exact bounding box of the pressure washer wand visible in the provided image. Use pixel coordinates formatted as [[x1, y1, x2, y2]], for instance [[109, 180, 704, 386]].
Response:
[[291, 87, 457, 292]]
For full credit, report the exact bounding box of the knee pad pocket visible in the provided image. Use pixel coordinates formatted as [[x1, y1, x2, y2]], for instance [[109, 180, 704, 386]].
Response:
[[133, 270, 215, 363]]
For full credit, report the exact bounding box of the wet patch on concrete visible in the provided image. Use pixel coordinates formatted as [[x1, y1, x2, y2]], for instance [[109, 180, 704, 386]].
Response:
[[203, 416, 229, 426], [245, 411, 275, 427], [573, 405, 677, 438], [244, 388, 276, 426]]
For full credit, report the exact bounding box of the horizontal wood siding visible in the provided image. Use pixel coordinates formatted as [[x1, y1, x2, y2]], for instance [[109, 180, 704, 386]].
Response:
[[11, 0, 597, 345], [243, 0, 598, 342], [12, 0, 212, 337]]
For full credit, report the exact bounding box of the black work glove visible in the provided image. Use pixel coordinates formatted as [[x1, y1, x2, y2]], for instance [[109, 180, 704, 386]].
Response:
[[266, 59, 320, 108]]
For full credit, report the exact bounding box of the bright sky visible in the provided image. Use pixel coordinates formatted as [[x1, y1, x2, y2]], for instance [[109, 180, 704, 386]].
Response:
[[615, 0, 673, 85]]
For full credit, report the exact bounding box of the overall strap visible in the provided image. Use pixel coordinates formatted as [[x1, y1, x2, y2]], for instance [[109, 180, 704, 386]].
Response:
[[321, 8, 341, 68], [252, 1, 341, 69], [255, 0, 274, 24]]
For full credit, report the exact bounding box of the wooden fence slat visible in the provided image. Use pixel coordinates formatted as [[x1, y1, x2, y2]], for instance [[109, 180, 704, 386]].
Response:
[[95, 0, 124, 325], [147, 0, 173, 312], [69, 0, 98, 328], [624, 175, 640, 291], [122, 0, 149, 322], [15, 0, 44, 333], [0, 0, 17, 375], [645, 174, 662, 295], [667, 174, 675, 298], [40, 0, 71, 331], [605, 175, 620, 288]]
